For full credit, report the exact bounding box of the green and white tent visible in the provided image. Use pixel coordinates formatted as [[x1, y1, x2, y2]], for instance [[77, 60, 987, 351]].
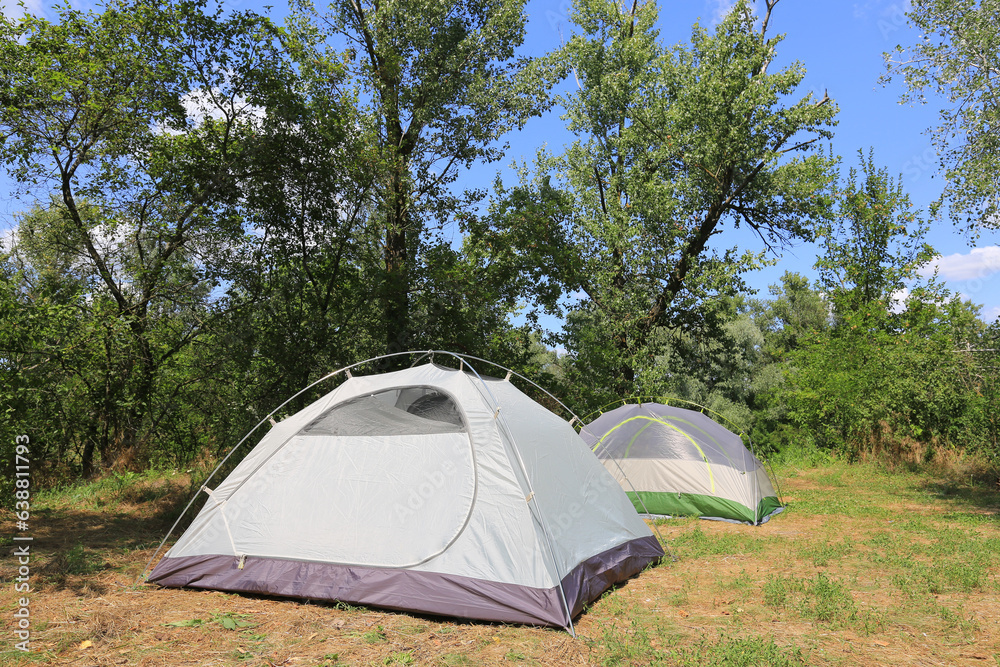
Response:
[[580, 402, 783, 525]]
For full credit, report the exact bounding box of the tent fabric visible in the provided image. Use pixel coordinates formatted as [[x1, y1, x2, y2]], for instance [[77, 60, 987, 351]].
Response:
[[149, 363, 663, 629], [580, 403, 783, 525]]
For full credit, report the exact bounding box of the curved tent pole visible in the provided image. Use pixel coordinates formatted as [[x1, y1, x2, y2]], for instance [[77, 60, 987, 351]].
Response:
[[580, 395, 747, 446], [139, 349, 664, 629], [748, 428, 786, 522], [448, 355, 578, 636], [577, 421, 674, 560], [139, 349, 585, 628], [580, 394, 783, 525], [589, 415, 718, 494], [400, 351, 578, 634], [137, 350, 432, 584], [569, 404, 668, 538], [449, 354, 673, 563]]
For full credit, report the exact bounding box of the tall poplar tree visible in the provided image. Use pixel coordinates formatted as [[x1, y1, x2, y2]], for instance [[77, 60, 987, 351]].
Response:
[[815, 150, 937, 317], [490, 0, 838, 397], [289, 0, 548, 354]]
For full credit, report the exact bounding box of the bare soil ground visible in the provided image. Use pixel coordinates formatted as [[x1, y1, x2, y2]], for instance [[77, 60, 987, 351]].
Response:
[[2, 464, 999, 666]]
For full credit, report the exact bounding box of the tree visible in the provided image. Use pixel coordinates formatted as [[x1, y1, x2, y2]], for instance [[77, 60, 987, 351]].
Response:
[[745, 272, 830, 452], [756, 271, 830, 359], [782, 151, 992, 460], [884, 0, 1000, 235], [0, 0, 286, 471], [815, 149, 938, 318], [784, 297, 994, 459], [289, 0, 549, 355], [489, 0, 837, 396], [1, 201, 221, 475], [0, 211, 97, 473], [215, 37, 383, 415]]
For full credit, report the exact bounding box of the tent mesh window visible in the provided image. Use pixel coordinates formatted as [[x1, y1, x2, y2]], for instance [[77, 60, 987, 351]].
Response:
[[302, 387, 466, 436]]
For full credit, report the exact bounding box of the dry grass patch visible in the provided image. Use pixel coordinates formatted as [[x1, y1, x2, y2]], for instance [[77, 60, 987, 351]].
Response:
[[2, 462, 999, 666]]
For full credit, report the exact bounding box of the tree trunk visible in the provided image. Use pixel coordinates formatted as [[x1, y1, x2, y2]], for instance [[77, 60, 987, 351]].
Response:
[[383, 157, 410, 360]]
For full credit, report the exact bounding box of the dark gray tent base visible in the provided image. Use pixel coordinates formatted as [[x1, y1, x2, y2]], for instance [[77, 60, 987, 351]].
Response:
[[150, 534, 663, 629]]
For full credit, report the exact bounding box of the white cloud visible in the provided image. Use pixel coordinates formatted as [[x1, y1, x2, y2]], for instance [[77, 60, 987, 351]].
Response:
[[889, 287, 909, 313], [920, 246, 1000, 282], [0, 221, 17, 254], [984, 306, 1000, 323]]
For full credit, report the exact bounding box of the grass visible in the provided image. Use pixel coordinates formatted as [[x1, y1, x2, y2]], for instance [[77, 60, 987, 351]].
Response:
[[1, 457, 998, 666], [600, 625, 808, 667]]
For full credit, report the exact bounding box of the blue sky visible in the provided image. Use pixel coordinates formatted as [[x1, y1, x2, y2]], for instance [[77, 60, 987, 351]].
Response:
[[3, 0, 998, 323]]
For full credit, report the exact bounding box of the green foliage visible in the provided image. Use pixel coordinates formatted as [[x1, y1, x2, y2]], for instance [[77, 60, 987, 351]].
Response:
[[385, 651, 415, 666], [885, 0, 1000, 234], [288, 0, 545, 354], [777, 151, 998, 460], [761, 572, 884, 634], [670, 524, 770, 559], [63, 543, 99, 575], [0, 0, 289, 473], [784, 297, 995, 458], [1, 0, 997, 487], [599, 623, 806, 667], [745, 272, 831, 453], [210, 28, 383, 418], [361, 625, 388, 644], [163, 612, 255, 631], [815, 149, 937, 315], [488, 0, 837, 401], [211, 612, 256, 631], [803, 538, 855, 567], [163, 618, 206, 628]]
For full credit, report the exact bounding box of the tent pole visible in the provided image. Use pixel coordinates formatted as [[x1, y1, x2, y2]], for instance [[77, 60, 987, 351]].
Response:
[[137, 350, 431, 584], [579, 419, 675, 562], [453, 355, 578, 635], [455, 353, 674, 563]]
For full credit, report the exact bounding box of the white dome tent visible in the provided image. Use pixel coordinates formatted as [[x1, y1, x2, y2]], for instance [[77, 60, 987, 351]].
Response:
[[144, 352, 663, 633]]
